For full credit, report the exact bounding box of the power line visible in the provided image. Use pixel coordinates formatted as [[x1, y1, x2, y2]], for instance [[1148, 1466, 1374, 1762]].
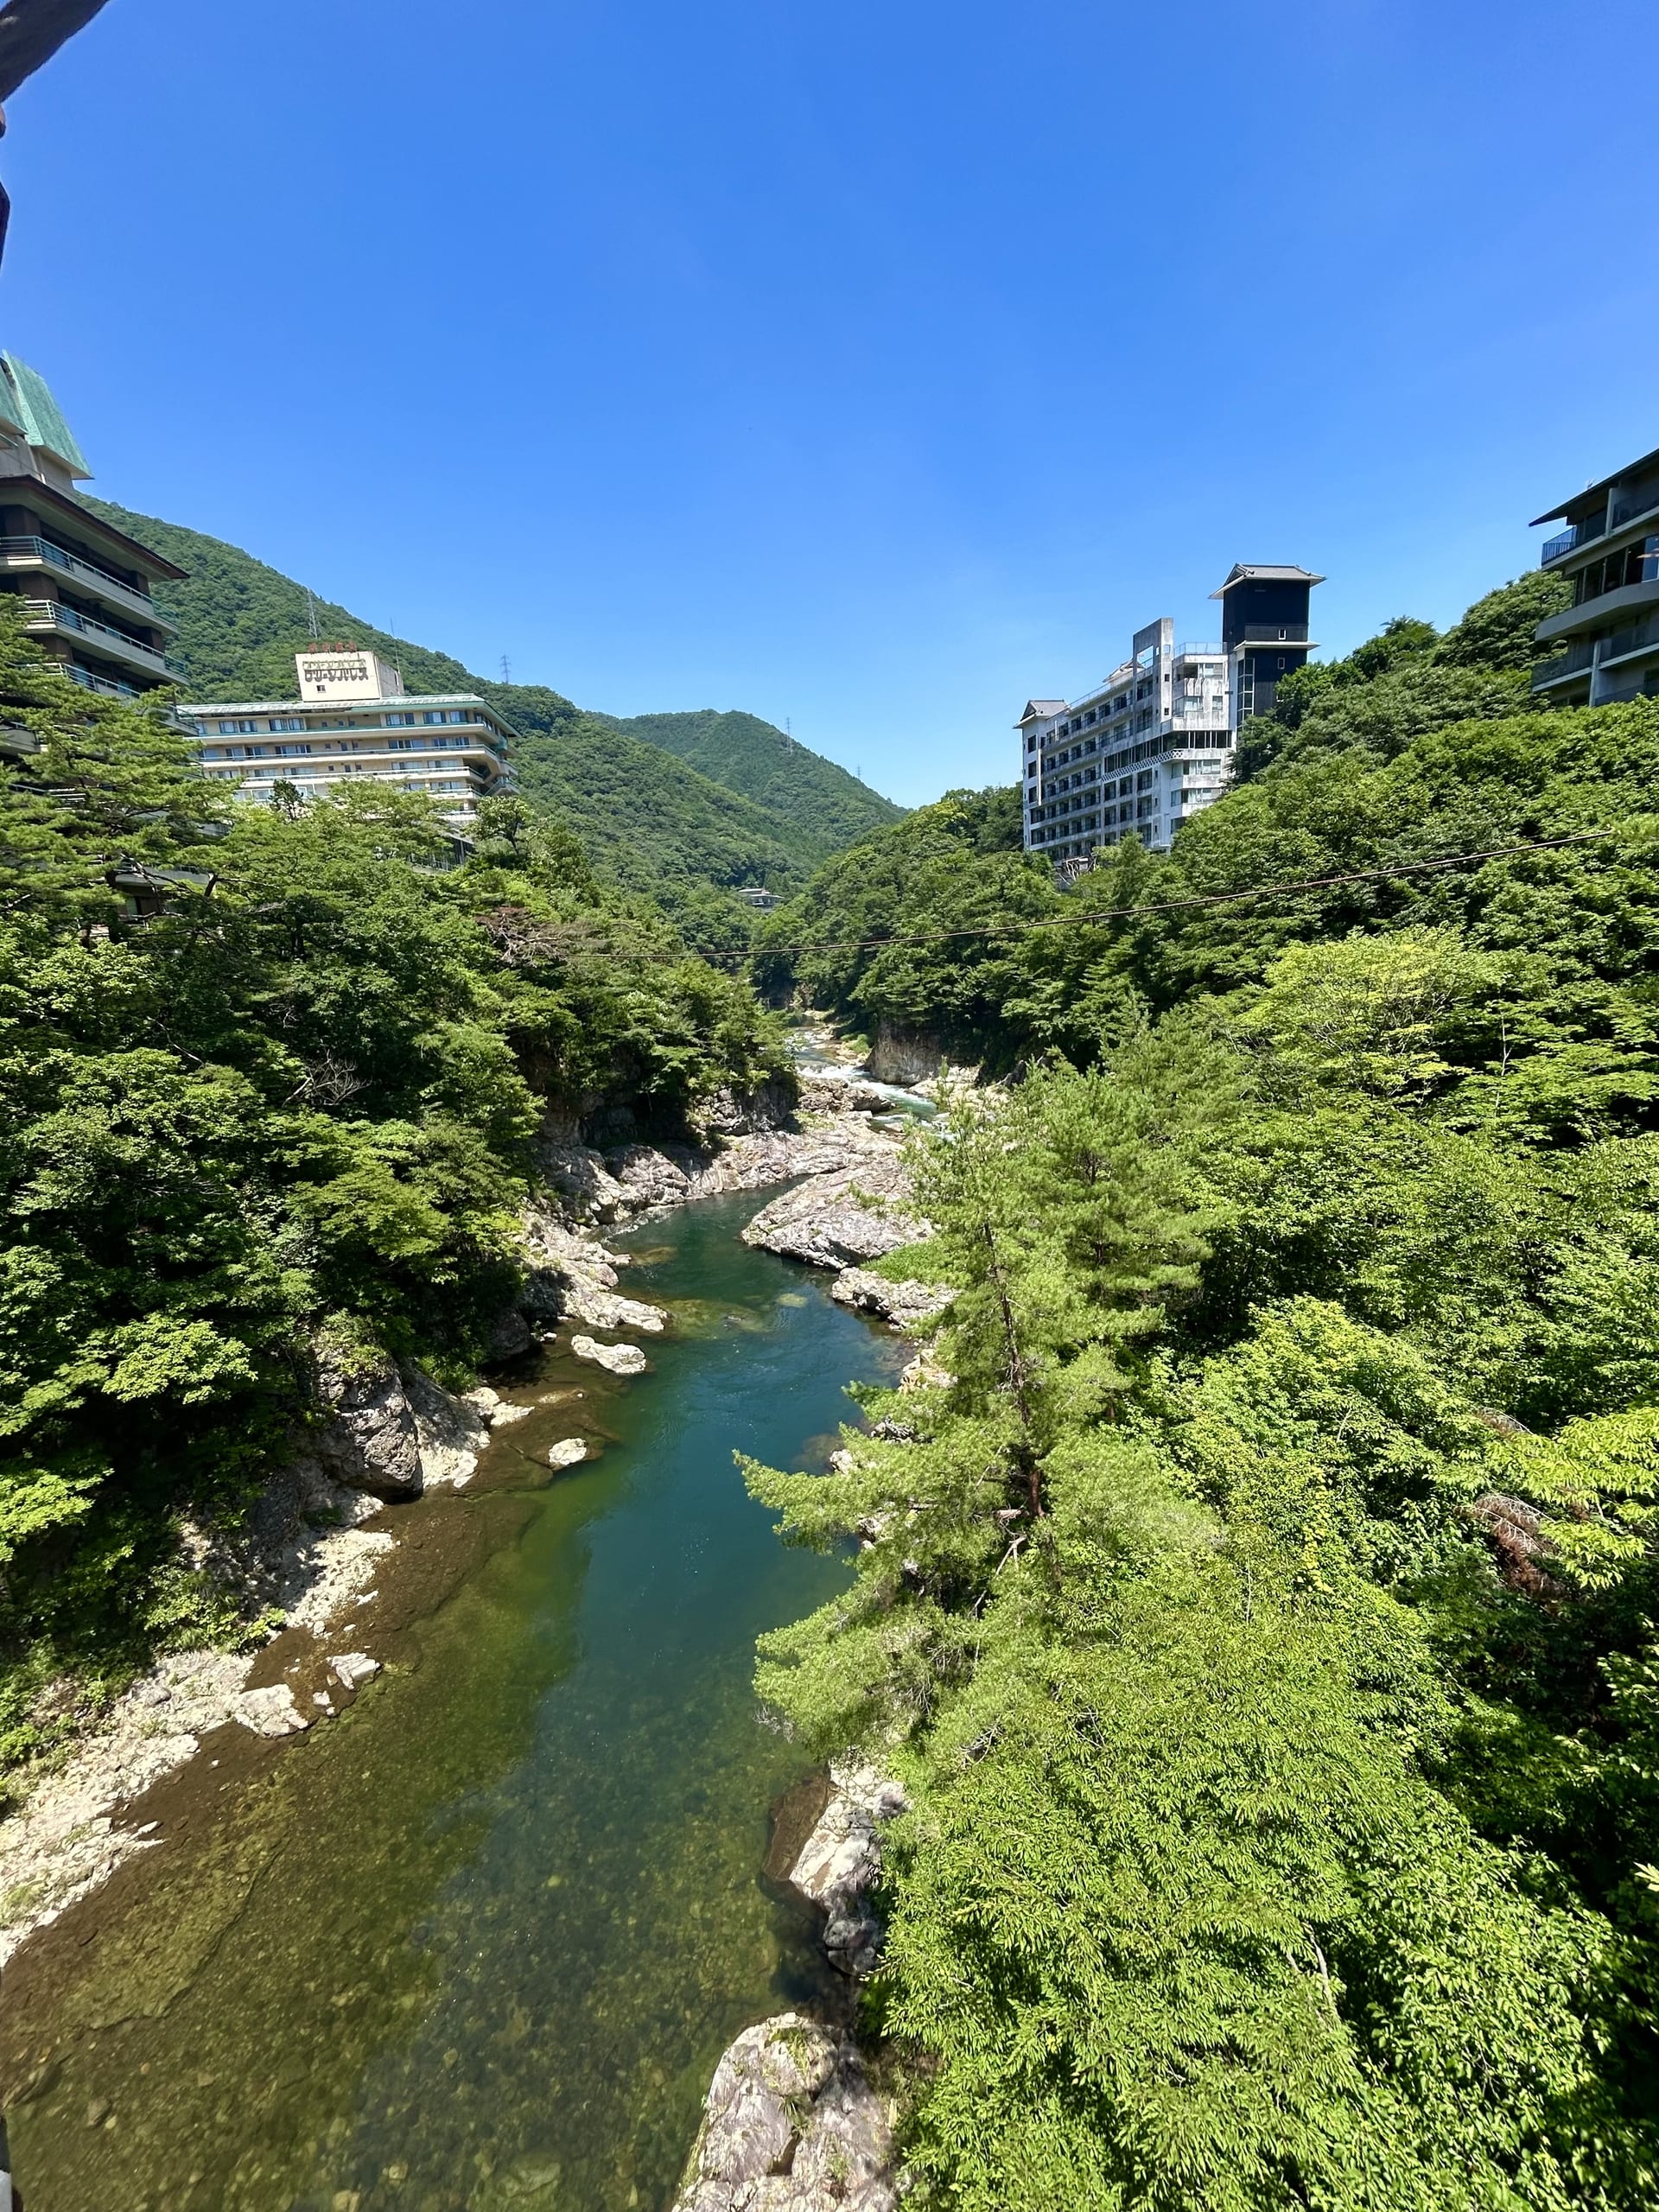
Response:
[[707, 827, 1633, 963]]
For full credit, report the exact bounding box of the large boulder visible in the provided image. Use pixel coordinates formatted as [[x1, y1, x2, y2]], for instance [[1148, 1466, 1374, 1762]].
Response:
[[742, 1157, 929, 1273], [673, 2014, 894, 2212], [311, 1350, 422, 1497], [788, 1763, 908, 1980], [569, 1335, 649, 1376], [830, 1268, 953, 1329]]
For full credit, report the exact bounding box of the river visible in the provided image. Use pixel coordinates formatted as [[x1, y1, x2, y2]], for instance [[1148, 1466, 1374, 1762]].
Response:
[[0, 1191, 905, 2212]]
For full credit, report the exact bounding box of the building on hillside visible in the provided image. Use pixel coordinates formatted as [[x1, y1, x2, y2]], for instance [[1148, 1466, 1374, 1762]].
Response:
[[1018, 565, 1322, 878], [1530, 445, 1659, 707], [0, 352, 185, 698], [1019, 619, 1232, 873], [1212, 563, 1323, 728], [179, 648, 516, 828]]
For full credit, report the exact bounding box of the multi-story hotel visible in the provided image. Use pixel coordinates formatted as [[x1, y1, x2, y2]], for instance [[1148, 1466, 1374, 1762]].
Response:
[[1530, 444, 1659, 707], [0, 352, 185, 698], [1019, 619, 1233, 869], [180, 647, 516, 828], [1019, 564, 1322, 874]]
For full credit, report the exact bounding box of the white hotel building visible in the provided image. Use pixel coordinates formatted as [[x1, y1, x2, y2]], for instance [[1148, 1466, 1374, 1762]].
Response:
[[1018, 565, 1322, 873], [1019, 618, 1232, 871], [181, 648, 515, 828]]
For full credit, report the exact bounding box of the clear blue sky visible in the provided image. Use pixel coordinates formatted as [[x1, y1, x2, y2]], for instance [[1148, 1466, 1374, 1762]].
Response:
[[7, 0, 1657, 804]]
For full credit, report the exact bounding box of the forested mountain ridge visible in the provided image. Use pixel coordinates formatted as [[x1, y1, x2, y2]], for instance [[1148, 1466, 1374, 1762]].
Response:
[[603, 708, 901, 854], [741, 567, 1659, 2206], [79, 500, 898, 912]]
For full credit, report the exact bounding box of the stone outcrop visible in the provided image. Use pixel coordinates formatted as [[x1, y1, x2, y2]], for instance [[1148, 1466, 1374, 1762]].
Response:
[[742, 1156, 928, 1273], [308, 1352, 493, 1498], [865, 1024, 977, 1090], [570, 1335, 649, 1376], [829, 1268, 953, 1330], [519, 1210, 671, 1333], [672, 2015, 894, 2212], [787, 1762, 908, 1980], [311, 1349, 423, 1497]]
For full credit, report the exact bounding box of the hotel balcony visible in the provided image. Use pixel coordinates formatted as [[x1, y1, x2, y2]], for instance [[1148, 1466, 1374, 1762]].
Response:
[[21, 597, 183, 680], [0, 721, 39, 758], [0, 536, 175, 629], [1530, 639, 1598, 692]]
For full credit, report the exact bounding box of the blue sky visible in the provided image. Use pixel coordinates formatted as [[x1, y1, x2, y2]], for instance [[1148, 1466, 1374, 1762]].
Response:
[[7, 0, 1657, 804]]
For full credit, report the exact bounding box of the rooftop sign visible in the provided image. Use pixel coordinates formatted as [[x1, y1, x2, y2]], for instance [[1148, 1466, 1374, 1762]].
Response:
[[294, 647, 405, 702]]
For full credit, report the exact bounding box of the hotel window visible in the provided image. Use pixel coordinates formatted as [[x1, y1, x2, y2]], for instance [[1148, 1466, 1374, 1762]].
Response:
[[270, 716, 305, 734], [385, 712, 414, 728], [219, 719, 257, 735]]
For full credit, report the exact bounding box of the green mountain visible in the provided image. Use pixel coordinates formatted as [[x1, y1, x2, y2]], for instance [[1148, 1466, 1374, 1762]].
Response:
[[606, 708, 900, 855], [80, 500, 898, 904]]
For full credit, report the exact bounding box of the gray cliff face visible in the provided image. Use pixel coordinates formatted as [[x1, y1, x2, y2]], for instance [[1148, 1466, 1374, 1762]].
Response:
[[672, 2016, 894, 2212]]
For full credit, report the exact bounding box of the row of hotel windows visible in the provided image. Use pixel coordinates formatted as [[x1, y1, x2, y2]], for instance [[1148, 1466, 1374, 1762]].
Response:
[[1039, 666, 1226, 745], [198, 736, 486, 760], [204, 765, 476, 791], [1033, 778, 1221, 828], [197, 709, 480, 736], [1029, 735, 1234, 793], [1032, 704, 1227, 767], [1573, 539, 1659, 607]]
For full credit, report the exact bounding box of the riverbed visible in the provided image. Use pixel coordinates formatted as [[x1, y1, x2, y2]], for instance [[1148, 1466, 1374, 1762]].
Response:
[[0, 1192, 905, 2212]]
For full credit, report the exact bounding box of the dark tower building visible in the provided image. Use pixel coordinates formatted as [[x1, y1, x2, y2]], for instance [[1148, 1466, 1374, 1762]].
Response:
[[1211, 563, 1324, 725]]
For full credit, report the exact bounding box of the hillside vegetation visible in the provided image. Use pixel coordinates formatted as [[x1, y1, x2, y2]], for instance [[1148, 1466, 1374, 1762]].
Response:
[[744, 571, 1659, 2206], [609, 707, 900, 857], [0, 601, 787, 1771], [81, 501, 899, 924]]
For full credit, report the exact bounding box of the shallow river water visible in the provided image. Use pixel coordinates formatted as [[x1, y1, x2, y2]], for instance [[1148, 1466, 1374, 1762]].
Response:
[[0, 1192, 902, 2212]]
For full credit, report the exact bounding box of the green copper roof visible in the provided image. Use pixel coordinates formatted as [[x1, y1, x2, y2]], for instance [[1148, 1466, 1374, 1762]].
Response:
[[0, 353, 90, 477]]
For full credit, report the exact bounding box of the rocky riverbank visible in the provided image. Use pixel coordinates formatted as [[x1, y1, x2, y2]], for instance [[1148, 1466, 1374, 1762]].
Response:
[[671, 1763, 909, 2211], [0, 1069, 944, 1967]]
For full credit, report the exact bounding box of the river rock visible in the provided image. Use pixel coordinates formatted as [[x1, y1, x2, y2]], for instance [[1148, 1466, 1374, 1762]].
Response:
[[484, 1304, 535, 1362], [569, 1335, 649, 1376], [547, 1437, 588, 1467], [606, 1143, 696, 1210], [800, 1070, 888, 1116], [407, 1369, 492, 1489], [900, 1345, 953, 1393], [742, 1156, 929, 1273], [329, 1652, 380, 1690], [311, 1349, 423, 1497], [232, 1684, 310, 1738], [672, 2014, 894, 2212], [789, 1762, 909, 1979], [829, 1268, 953, 1329]]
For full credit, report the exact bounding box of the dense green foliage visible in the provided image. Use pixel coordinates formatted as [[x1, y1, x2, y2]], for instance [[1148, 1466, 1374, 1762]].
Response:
[[746, 576, 1659, 2205], [0, 603, 785, 1766], [82, 501, 899, 923]]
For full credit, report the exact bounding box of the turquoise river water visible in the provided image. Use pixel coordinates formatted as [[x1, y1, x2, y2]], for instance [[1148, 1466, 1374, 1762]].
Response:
[[0, 1191, 904, 2211]]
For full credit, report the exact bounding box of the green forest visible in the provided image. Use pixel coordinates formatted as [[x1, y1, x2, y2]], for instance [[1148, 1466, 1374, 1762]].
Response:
[[0, 601, 788, 1770], [743, 567, 1659, 2206], [84, 499, 900, 935]]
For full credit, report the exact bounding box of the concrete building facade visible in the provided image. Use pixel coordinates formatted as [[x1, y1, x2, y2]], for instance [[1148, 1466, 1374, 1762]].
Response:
[[1531, 446, 1659, 707], [181, 651, 515, 828], [1020, 619, 1233, 870], [0, 353, 185, 698], [1019, 565, 1322, 875]]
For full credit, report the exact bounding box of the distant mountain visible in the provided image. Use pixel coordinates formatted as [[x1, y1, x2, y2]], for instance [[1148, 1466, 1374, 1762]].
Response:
[[607, 709, 901, 858], [81, 500, 900, 901]]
